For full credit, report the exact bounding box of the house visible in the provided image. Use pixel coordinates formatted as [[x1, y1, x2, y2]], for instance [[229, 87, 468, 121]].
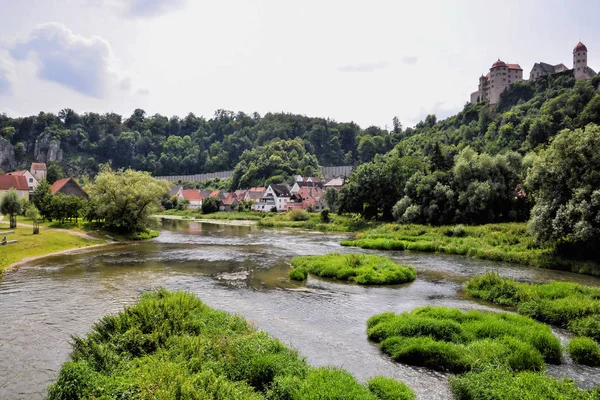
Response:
[[7, 170, 38, 191], [220, 192, 240, 212], [178, 189, 202, 209], [244, 187, 266, 203], [199, 190, 213, 200], [0, 175, 29, 201], [529, 62, 569, 81], [253, 184, 292, 212], [286, 186, 326, 211], [30, 163, 47, 182], [50, 178, 88, 198], [169, 185, 183, 198], [290, 177, 323, 195], [323, 177, 345, 191], [234, 190, 247, 201]]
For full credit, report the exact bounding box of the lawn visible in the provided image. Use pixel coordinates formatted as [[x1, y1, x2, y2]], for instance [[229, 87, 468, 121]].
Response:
[[0, 225, 105, 276]]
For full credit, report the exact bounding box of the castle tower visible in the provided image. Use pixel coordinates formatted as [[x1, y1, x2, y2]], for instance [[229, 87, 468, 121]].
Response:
[[489, 59, 508, 104], [573, 41, 588, 80]]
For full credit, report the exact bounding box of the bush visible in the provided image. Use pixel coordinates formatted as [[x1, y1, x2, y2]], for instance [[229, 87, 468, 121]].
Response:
[[367, 306, 560, 373], [47, 289, 414, 399], [290, 253, 416, 285], [290, 209, 310, 221], [567, 337, 600, 366], [366, 376, 415, 400], [202, 196, 220, 214], [289, 267, 308, 281], [450, 366, 597, 400], [320, 209, 330, 223]]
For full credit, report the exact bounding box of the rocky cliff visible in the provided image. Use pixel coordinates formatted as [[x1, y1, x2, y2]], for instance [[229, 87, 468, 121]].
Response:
[[34, 134, 63, 164], [0, 137, 16, 172]]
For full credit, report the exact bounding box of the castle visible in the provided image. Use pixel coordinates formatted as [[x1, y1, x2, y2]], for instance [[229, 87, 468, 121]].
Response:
[[471, 42, 597, 105]]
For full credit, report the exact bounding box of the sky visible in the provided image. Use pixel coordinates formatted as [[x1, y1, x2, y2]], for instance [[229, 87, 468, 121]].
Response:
[[0, 0, 599, 129]]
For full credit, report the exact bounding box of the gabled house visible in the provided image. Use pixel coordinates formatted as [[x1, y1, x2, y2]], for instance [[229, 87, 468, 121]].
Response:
[[7, 170, 38, 191], [50, 178, 88, 198], [178, 189, 202, 209], [253, 184, 292, 212], [290, 177, 323, 195], [286, 186, 326, 211], [0, 175, 29, 201], [220, 192, 240, 212], [30, 162, 47, 182], [234, 190, 247, 200], [169, 185, 183, 198], [323, 177, 345, 191], [244, 187, 265, 203]]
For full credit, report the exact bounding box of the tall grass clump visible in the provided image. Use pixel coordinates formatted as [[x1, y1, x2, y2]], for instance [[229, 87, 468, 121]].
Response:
[[466, 272, 600, 366], [47, 289, 414, 399], [289, 209, 310, 221], [567, 337, 600, 366], [289, 253, 416, 285], [449, 366, 599, 400], [366, 306, 561, 373]]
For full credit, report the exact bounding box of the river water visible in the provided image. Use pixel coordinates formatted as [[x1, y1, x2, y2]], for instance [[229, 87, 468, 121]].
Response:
[[1, 220, 599, 399]]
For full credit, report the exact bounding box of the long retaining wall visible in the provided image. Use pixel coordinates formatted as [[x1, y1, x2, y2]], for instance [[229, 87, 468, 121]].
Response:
[[155, 166, 353, 183]]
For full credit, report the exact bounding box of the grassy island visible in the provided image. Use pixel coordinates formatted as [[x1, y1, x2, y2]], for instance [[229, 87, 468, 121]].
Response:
[[366, 306, 561, 373], [466, 272, 600, 366], [47, 289, 415, 400], [289, 254, 416, 285]]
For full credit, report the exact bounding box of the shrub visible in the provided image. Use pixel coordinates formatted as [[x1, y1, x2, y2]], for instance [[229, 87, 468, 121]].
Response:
[[290, 254, 416, 285], [201, 196, 220, 214], [320, 209, 330, 223], [367, 306, 559, 373], [567, 337, 600, 366], [366, 376, 416, 400], [290, 209, 310, 221]]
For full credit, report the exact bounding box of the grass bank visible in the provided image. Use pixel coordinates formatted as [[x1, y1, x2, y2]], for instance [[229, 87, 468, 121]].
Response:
[[290, 253, 416, 285], [449, 366, 600, 400], [258, 212, 378, 232], [47, 289, 415, 400], [0, 225, 106, 276], [366, 306, 561, 373], [341, 223, 600, 276]]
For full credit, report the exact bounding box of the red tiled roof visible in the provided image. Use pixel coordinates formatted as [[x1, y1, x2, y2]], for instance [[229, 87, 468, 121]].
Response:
[[209, 190, 220, 198], [7, 170, 28, 176], [0, 175, 29, 191], [181, 189, 202, 201], [574, 42, 588, 53], [50, 178, 71, 195], [507, 64, 522, 70], [31, 162, 47, 171], [492, 59, 507, 68]]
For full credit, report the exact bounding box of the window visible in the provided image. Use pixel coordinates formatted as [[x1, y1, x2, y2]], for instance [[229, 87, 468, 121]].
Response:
[[29, 178, 33, 183]]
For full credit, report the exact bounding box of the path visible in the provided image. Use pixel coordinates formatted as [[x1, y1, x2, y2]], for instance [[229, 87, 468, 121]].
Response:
[[0, 218, 98, 240]]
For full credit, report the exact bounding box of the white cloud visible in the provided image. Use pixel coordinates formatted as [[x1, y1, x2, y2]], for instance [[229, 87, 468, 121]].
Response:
[[10, 22, 125, 98], [0, 55, 16, 95]]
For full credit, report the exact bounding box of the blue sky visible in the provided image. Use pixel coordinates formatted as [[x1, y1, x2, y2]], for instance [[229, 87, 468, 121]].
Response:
[[0, 0, 599, 128]]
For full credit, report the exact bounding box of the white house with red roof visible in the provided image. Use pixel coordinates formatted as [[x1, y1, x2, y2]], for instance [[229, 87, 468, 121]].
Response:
[[0, 175, 30, 201], [178, 189, 202, 209], [6, 169, 38, 191]]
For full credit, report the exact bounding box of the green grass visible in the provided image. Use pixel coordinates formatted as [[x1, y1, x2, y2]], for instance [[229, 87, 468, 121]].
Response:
[[466, 272, 600, 366], [47, 289, 415, 400], [449, 366, 600, 400], [0, 225, 105, 277], [342, 223, 600, 276], [366, 306, 561, 373], [289, 254, 416, 285], [567, 337, 600, 366], [258, 212, 379, 232]]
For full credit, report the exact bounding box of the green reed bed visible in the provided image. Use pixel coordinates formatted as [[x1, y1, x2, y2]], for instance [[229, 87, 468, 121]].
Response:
[[449, 366, 600, 400], [341, 223, 600, 276], [258, 212, 378, 233], [466, 272, 600, 366], [366, 306, 561, 374], [47, 289, 414, 400], [289, 254, 416, 285]]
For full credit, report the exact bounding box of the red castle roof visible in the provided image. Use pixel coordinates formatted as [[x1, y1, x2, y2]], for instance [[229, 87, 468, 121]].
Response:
[[574, 42, 588, 53], [492, 59, 507, 68]]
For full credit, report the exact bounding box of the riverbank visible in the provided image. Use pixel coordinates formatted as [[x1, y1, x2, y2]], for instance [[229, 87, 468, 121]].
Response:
[[0, 225, 108, 277], [47, 289, 415, 399]]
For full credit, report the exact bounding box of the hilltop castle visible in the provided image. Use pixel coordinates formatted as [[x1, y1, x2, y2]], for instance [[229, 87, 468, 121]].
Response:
[[471, 42, 597, 105]]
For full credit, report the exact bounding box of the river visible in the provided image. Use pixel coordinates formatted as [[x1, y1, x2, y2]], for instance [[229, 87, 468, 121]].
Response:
[[1, 219, 599, 399]]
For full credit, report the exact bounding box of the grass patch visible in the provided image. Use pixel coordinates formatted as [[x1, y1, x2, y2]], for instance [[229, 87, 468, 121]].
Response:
[[0, 225, 105, 277], [366, 306, 561, 373], [449, 366, 599, 400], [258, 212, 379, 232], [46, 289, 414, 399], [567, 337, 600, 366], [343, 223, 600, 276], [127, 230, 160, 240], [289, 254, 416, 285]]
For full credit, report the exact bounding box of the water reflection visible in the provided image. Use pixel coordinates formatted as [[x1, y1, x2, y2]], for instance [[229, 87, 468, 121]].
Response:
[[0, 219, 599, 399]]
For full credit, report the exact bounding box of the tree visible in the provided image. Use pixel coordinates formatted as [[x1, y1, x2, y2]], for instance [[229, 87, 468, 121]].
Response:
[[87, 167, 170, 232], [1, 189, 22, 228], [25, 204, 40, 234], [324, 187, 339, 212], [31, 180, 53, 221], [47, 162, 64, 184], [527, 124, 600, 257], [202, 197, 220, 214]]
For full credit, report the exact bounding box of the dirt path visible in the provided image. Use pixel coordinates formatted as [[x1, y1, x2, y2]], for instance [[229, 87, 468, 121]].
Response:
[[0, 219, 98, 240]]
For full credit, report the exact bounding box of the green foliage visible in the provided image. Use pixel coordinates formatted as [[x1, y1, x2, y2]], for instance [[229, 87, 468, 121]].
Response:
[[87, 167, 170, 232], [31, 180, 53, 221], [201, 196, 220, 214], [367, 306, 561, 373], [46, 161, 64, 184], [324, 187, 339, 212], [289, 209, 309, 221], [46, 289, 414, 399], [289, 267, 308, 281], [527, 123, 600, 257], [567, 337, 600, 366], [320, 209, 330, 223], [0, 189, 22, 228], [569, 315, 600, 342], [290, 253, 416, 285], [449, 366, 598, 400], [366, 377, 415, 400]]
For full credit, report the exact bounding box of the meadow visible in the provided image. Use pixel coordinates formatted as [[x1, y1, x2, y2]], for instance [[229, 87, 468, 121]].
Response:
[[47, 289, 415, 400], [289, 253, 416, 285]]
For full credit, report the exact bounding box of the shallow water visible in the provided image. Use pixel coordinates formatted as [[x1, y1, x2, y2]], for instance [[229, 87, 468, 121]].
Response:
[[1, 220, 599, 399]]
